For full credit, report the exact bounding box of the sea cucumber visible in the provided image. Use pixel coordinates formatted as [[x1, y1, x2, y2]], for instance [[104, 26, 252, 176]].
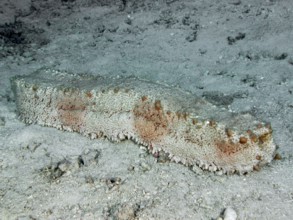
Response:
[[11, 69, 277, 174]]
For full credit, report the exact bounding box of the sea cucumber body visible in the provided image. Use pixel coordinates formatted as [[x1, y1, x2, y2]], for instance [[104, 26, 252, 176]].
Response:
[[11, 69, 276, 174]]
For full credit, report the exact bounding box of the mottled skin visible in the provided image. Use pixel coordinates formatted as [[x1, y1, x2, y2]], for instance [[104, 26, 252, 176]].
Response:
[[11, 69, 277, 174]]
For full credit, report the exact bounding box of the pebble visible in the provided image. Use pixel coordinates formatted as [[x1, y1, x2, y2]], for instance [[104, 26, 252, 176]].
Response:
[[223, 207, 237, 220], [140, 161, 151, 172], [0, 117, 5, 126]]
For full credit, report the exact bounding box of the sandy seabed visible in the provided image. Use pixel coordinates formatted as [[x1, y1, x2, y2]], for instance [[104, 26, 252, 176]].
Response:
[[0, 0, 293, 219]]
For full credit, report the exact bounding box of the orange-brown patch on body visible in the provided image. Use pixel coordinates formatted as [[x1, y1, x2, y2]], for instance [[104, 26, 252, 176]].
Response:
[[57, 94, 87, 131], [215, 139, 248, 156], [154, 100, 162, 111], [133, 99, 169, 143], [213, 138, 250, 168]]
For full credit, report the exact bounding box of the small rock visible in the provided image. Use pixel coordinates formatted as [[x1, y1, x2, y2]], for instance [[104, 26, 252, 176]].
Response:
[[85, 175, 95, 184], [57, 159, 71, 172], [78, 149, 100, 166], [127, 165, 135, 171], [229, 0, 241, 5], [101, 177, 122, 190], [0, 117, 5, 126], [115, 204, 138, 220], [140, 161, 151, 172], [107, 203, 139, 220], [274, 53, 288, 60], [125, 15, 132, 25], [223, 207, 237, 220], [186, 31, 197, 42], [227, 32, 245, 45]]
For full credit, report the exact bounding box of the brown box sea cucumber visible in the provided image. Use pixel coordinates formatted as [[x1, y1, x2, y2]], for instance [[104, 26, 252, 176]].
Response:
[[11, 69, 277, 174]]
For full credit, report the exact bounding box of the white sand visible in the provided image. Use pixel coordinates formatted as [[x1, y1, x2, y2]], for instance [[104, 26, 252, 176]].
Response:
[[1, 0, 293, 219]]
